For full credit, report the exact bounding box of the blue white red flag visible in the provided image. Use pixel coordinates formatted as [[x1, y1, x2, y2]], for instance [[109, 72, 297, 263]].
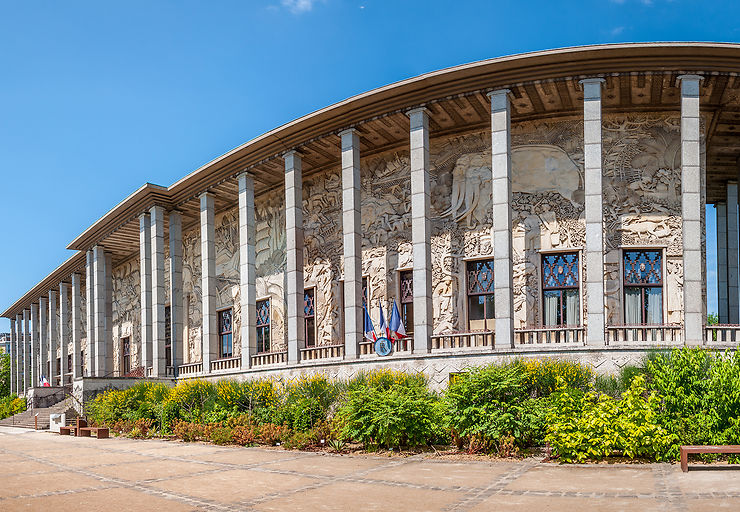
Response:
[[378, 303, 391, 339], [41, 376, 50, 387], [389, 300, 407, 339], [363, 306, 377, 342]]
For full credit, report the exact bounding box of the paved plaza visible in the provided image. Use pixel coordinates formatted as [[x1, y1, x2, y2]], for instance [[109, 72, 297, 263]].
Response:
[[1, 427, 739, 511]]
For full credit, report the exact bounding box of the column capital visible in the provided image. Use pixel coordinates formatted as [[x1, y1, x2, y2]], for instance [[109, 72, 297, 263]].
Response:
[[338, 127, 358, 139], [198, 190, 213, 201], [677, 74, 704, 83], [283, 149, 300, 160], [405, 106, 429, 118], [487, 88, 511, 99], [579, 77, 606, 86], [138, 211, 150, 220], [236, 170, 254, 181]]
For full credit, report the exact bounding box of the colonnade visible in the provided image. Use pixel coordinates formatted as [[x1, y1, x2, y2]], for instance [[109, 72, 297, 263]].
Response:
[[7, 74, 707, 394]]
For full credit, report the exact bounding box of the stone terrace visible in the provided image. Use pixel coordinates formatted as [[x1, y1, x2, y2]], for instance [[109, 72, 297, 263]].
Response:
[[1, 427, 740, 511]]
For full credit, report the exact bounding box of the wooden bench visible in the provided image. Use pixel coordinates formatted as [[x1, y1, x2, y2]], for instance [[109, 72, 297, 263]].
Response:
[[58, 418, 87, 437], [680, 445, 740, 472], [78, 427, 109, 439]]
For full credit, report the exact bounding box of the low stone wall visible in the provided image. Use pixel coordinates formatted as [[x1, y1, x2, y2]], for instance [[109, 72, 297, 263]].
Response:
[[180, 342, 737, 391], [72, 377, 176, 413]]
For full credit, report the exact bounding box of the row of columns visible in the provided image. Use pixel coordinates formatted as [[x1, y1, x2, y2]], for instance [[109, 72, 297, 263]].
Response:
[[8, 73, 707, 390], [715, 177, 740, 325], [9, 273, 85, 395]]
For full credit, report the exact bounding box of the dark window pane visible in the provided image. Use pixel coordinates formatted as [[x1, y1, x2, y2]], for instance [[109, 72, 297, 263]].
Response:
[[624, 250, 662, 285], [400, 271, 413, 304], [467, 260, 495, 295], [543, 252, 579, 289]]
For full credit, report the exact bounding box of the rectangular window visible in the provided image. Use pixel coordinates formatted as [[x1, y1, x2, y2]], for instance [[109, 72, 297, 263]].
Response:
[[623, 249, 663, 324], [67, 354, 72, 375], [122, 337, 131, 375], [362, 276, 368, 309], [218, 308, 233, 358], [256, 299, 271, 353], [304, 288, 316, 347], [164, 305, 172, 366], [399, 270, 414, 335], [81, 350, 85, 375], [467, 259, 495, 331], [542, 252, 580, 327]]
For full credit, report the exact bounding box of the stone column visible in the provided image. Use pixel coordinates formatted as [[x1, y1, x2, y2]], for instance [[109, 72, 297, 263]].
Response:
[[48, 289, 57, 385], [284, 151, 304, 364], [59, 282, 69, 384], [105, 252, 113, 375], [139, 213, 152, 373], [39, 297, 47, 381], [678, 75, 704, 345], [408, 108, 433, 353], [85, 250, 95, 376], [93, 246, 107, 375], [238, 173, 257, 368], [30, 303, 39, 387], [488, 90, 515, 349], [9, 318, 15, 395], [717, 202, 729, 324], [16, 313, 23, 394], [581, 78, 606, 344], [730, 183, 740, 325], [22, 310, 29, 393], [151, 206, 166, 377], [200, 192, 217, 372], [169, 211, 183, 374], [340, 129, 362, 359], [71, 273, 82, 380]]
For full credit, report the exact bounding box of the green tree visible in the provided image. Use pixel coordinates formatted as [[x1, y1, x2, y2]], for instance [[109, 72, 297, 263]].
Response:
[[0, 354, 9, 397]]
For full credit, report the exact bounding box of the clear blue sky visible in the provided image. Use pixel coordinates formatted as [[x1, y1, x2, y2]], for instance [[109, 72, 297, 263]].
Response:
[[1, 0, 738, 331]]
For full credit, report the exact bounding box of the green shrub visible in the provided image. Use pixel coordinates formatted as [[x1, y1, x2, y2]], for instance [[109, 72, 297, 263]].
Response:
[[258, 423, 291, 446], [446, 363, 545, 453], [520, 358, 593, 397], [336, 381, 444, 449], [546, 376, 674, 462], [210, 425, 234, 445], [169, 380, 218, 423], [232, 424, 257, 446], [278, 375, 340, 432], [0, 394, 26, 420]]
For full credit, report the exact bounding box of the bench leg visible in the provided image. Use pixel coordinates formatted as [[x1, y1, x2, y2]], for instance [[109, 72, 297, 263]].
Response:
[[681, 450, 688, 472], [97, 430, 109, 439]]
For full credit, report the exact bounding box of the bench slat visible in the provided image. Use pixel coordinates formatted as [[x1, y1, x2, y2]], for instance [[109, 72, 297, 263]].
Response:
[[680, 445, 740, 472]]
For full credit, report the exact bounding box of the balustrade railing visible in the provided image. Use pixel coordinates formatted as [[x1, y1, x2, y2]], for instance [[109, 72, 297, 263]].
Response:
[[359, 337, 411, 355], [605, 324, 682, 344], [431, 331, 494, 350], [514, 326, 584, 345], [178, 362, 203, 376], [251, 350, 287, 367], [211, 357, 240, 372], [300, 344, 344, 361], [704, 324, 740, 343]]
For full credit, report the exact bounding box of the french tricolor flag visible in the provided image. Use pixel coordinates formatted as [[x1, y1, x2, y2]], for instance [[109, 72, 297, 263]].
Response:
[[363, 306, 377, 342], [389, 300, 407, 339]]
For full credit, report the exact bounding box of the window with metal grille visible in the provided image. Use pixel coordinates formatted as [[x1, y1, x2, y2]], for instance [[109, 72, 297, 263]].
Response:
[[399, 270, 414, 335], [81, 350, 85, 375], [122, 337, 131, 375], [542, 252, 580, 327], [67, 354, 72, 375], [218, 308, 233, 358], [362, 276, 368, 309], [623, 249, 663, 324], [164, 305, 172, 366], [256, 299, 271, 353], [304, 288, 316, 347], [466, 259, 495, 331]]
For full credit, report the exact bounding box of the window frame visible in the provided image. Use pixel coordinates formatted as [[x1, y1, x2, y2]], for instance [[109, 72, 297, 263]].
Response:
[[541, 251, 581, 327], [164, 304, 172, 367], [121, 336, 131, 375], [465, 258, 496, 331], [217, 307, 233, 359], [398, 269, 414, 335], [621, 248, 665, 325], [256, 298, 271, 354], [304, 287, 316, 347]]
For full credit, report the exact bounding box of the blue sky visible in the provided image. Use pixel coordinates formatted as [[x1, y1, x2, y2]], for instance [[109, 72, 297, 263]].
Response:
[[1, 0, 738, 331]]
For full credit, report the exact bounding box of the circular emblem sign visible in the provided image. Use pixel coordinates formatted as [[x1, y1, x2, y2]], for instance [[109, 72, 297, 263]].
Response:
[[374, 337, 393, 357]]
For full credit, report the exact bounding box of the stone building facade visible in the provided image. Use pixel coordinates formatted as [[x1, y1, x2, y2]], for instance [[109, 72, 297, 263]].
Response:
[[3, 43, 740, 396]]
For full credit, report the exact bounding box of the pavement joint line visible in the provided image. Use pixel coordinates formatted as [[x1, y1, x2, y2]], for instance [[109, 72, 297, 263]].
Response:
[[0, 484, 120, 502]]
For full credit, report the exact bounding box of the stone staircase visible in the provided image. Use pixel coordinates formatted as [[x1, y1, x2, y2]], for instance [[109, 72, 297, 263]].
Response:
[[0, 397, 80, 430]]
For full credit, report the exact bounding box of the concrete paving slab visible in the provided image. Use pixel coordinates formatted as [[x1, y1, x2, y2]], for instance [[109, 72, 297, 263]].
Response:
[[470, 495, 666, 512], [505, 465, 658, 494], [189, 446, 307, 465], [254, 481, 464, 511], [148, 468, 320, 503], [0, 487, 198, 512], [0, 470, 103, 499], [92, 460, 211, 482], [364, 459, 514, 488], [267, 453, 390, 477]]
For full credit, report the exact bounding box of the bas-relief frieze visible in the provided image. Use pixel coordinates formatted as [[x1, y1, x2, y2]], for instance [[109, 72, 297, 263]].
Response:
[[168, 111, 693, 362], [111, 259, 141, 371]]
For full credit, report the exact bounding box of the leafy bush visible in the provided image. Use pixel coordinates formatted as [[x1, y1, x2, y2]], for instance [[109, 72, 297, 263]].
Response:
[[336, 379, 444, 449], [278, 375, 340, 432], [446, 363, 546, 453], [210, 425, 234, 445], [232, 424, 257, 446], [520, 358, 592, 397], [546, 376, 674, 462], [258, 423, 291, 446], [0, 394, 26, 420]]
